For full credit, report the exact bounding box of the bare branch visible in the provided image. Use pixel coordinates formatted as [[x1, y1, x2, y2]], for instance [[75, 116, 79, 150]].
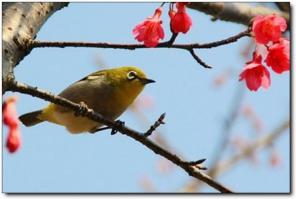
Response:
[[31, 29, 250, 50], [275, 2, 290, 13], [187, 2, 289, 26], [6, 79, 233, 193], [28, 29, 250, 69], [188, 49, 212, 68], [191, 29, 251, 49], [144, 113, 166, 137]]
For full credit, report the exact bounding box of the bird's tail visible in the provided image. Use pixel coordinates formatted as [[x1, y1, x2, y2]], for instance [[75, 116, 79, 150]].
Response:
[[19, 110, 44, 127]]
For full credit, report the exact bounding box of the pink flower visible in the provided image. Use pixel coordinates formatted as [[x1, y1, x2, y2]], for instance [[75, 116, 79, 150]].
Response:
[[3, 97, 19, 128], [6, 127, 21, 153], [133, 7, 165, 47], [169, 3, 192, 34], [3, 96, 21, 153], [252, 14, 287, 44], [239, 54, 271, 91], [266, 38, 290, 74]]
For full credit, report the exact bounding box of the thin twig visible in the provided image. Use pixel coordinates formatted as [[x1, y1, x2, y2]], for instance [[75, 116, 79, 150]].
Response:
[[188, 49, 212, 68], [189, 29, 251, 49], [144, 113, 166, 137], [186, 158, 207, 166], [160, 2, 166, 7], [7, 79, 232, 193], [166, 33, 178, 45], [185, 159, 208, 170]]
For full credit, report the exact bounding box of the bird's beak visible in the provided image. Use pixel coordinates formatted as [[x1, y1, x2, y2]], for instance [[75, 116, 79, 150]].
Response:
[[139, 77, 156, 85]]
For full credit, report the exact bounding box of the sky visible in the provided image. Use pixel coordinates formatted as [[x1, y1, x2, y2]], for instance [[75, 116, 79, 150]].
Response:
[[2, 2, 290, 193]]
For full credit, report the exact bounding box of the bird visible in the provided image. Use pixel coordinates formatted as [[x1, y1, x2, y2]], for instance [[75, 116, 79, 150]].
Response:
[[19, 66, 155, 134]]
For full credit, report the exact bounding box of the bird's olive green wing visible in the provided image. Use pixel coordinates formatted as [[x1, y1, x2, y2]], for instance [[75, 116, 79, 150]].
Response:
[[57, 71, 106, 106]]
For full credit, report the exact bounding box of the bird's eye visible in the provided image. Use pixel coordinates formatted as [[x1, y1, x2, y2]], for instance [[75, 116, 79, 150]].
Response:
[[127, 71, 137, 80]]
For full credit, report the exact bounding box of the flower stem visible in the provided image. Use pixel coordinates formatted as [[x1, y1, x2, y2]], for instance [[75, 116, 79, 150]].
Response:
[[160, 2, 166, 7]]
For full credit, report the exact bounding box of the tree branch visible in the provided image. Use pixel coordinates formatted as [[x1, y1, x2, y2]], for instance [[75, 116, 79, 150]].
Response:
[[144, 113, 166, 137], [275, 2, 290, 13], [2, 2, 69, 92], [6, 79, 233, 193], [188, 49, 212, 68], [30, 29, 250, 50], [187, 2, 289, 26], [27, 29, 249, 70]]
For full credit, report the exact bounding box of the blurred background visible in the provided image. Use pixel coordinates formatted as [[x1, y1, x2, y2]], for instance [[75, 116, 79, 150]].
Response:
[[3, 2, 290, 193]]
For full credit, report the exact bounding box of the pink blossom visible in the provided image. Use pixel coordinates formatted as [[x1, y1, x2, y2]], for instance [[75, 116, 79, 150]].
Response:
[[133, 7, 165, 47], [3, 96, 21, 153], [239, 54, 271, 91], [169, 3, 192, 34], [266, 38, 290, 74], [252, 14, 287, 44]]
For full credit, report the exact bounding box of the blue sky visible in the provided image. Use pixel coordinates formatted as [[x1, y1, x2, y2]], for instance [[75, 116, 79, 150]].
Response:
[[3, 2, 290, 193]]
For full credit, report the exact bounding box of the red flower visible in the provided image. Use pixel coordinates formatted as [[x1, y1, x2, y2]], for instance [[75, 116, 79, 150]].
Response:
[[239, 54, 271, 91], [252, 14, 287, 44], [6, 127, 21, 153], [3, 96, 21, 153], [133, 7, 164, 47], [169, 3, 192, 34], [3, 96, 19, 127], [266, 38, 290, 74]]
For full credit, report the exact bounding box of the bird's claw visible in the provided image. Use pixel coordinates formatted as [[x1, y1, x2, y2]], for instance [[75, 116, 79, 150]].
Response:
[[111, 120, 125, 135], [75, 101, 89, 116]]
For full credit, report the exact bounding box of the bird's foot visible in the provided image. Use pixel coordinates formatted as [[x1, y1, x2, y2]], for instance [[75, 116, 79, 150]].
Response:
[[89, 126, 110, 134], [75, 101, 90, 116], [111, 120, 125, 135]]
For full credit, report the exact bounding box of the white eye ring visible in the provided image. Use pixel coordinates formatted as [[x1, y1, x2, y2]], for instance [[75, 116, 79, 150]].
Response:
[[127, 71, 137, 80]]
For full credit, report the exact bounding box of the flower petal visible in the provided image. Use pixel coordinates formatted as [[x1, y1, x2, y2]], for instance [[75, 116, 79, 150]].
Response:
[[132, 7, 164, 47], [252, 14, 287, 44]]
